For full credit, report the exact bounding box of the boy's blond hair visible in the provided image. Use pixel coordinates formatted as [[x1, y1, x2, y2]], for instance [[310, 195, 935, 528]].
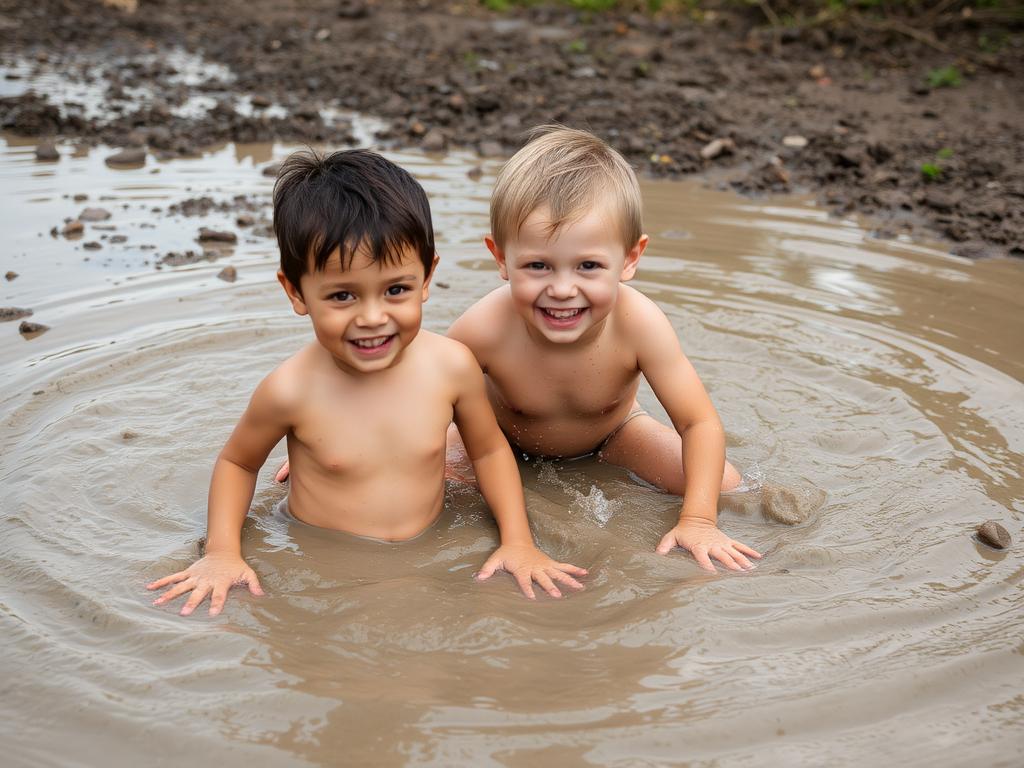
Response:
[[490, 125, 642, 250]]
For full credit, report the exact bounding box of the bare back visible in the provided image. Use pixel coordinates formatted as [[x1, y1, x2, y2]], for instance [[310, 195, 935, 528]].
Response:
[[450, 285, 650, 457]]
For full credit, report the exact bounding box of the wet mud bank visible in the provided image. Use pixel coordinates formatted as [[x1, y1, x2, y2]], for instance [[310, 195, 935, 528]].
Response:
[[1, 0, 1022, 257]]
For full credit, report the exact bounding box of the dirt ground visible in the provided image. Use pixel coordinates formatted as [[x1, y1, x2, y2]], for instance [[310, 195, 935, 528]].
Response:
[[1, 0, 1021, 257]]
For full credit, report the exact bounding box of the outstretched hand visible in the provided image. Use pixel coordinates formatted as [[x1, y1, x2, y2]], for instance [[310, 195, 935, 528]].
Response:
[[656, 517, 762, 572], [476, 544, 587, 599], [147, 552, 264, 616]]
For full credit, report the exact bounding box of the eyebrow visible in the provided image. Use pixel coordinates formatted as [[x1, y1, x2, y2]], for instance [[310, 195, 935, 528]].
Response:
[[321, 274, 419, 288]]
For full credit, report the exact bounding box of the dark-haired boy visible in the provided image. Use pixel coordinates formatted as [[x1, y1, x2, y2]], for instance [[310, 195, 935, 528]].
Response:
[[148, 149, 586, 615]]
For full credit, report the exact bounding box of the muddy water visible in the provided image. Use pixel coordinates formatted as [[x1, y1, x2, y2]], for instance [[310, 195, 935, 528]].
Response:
[[1, 131, 1022, 768]]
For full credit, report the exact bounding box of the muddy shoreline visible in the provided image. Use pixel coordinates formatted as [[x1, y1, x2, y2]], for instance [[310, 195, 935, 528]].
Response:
[[1, 0, 1021, 257]]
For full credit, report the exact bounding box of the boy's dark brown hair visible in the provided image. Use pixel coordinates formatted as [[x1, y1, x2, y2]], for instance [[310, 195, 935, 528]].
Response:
[[273, 148, 435, 291]]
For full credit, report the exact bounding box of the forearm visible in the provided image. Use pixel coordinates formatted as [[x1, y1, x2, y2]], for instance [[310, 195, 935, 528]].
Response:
[[472, 446, 534, 547], [678, 417, 726, 524], [205, 454, 259, 555]]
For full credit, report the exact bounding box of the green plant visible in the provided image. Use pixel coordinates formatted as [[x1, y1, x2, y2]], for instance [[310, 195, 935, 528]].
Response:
[[936, 147, 954, 160], [927, 65, 962, 89], [920, 163, 942, 182], [483, 0, 511, 10], [566, 38, 588, 54]]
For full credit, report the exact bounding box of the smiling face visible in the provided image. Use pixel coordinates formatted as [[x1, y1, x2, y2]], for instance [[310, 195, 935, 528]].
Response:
[[488, 203, 647, 345], [279, 244, 436, 375]]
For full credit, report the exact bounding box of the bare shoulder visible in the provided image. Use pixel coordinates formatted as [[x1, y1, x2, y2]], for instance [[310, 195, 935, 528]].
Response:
[[616, 284, 673, 333], [252, 343, 318, 417], [447, 286, 514, 357], [418, 330, 481, 376]]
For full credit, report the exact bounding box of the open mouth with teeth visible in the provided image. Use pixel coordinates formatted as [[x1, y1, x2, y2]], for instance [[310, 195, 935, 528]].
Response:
[[348, 334, 395, 355], [538, 307, 587, 329]]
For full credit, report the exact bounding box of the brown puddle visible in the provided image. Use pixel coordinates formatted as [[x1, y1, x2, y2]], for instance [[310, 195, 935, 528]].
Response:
[[1, 132, 1022, 766]]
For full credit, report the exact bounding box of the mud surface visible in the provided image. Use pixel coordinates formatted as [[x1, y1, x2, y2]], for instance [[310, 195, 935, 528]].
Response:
[[1, 0, 1022, 257]]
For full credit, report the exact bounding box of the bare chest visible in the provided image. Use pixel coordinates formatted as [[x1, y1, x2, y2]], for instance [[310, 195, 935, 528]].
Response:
[[292, 378, 453, 473], [485, 342, 638, 420]]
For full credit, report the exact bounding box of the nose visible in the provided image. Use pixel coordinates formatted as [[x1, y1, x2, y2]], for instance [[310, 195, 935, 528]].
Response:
[[546, 271, 578, 301], [355, 298, 388, 327]]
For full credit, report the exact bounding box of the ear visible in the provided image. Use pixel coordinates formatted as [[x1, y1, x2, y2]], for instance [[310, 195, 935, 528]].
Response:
[[421, 253, 441, 302], [485, 235, 509, 281], [277, 270, 309, 316], [620, 234, 648, 281]]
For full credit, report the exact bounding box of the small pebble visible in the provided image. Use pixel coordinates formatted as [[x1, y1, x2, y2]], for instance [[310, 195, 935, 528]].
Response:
[[83, 241, 102, 250], [198, 228, 237, 244], [121, 430, 139, 440], [35, 141, 59, 161], [1, 306, 33, 322], [977, 521, 1011, 550], [217, 266, 238, 282], [19, 320, 49, 338], [434, 281, 450, 289], [62, 220, 84, 236], [105, 148, 146, 167], [467, 165, 483, 180], [4, 271, 17, 281]]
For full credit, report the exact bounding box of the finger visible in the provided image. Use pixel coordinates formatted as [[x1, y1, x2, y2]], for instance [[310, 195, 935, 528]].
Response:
[[180, 583, 212, 616], [691, 546, 716, 572], [710, 546, 742, 572], [515, 572, 537, 600], [555, 563, 588, 576], [152, 579, 195, 605], [549, 570, 584, 590], [655, 532, 677, 555], [146, 570, 188, 590], [245, 571, 265, 596], [274, 460, 290, 484], [734, 541, 763, 559], [728, 548, 755, 570], [475, 558, 501, 581], [209, 584, 229, 617], [534, 571, 562, 599]]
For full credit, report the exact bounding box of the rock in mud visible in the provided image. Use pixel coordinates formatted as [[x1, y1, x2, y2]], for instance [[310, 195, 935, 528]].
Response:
[[109, 234, 127, 244], [977, 521, 1011, 550], [35, 141, 59, 160], [478, 140, 504, 158], [262, 162, 283, 178], [79, 207, 112, 222], [83, 241, 102, 250], [62, 220, 84, 236], [250, 94, 272, 109], [19, 320, 49, 337], [105, 148, 146, 166], [421, 128, 447, 153], [467, 165, 483, 180], [5, 271, 17, 281], [782, 135, 808, 149], [1, 306, 33, 322], [236, 214, 254, 227], [198, 228, 237, 244], [216, 266, 237, 282], [761, 482, 826, 525], [700, 138, 736, 160]]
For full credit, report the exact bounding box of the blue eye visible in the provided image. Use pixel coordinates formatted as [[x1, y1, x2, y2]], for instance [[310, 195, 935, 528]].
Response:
[[386, 285, 410, 296]]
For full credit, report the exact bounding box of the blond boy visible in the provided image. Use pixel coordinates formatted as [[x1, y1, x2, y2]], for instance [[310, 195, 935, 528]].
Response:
[[447, 126, 761, 572], [148, 149, 586, 615]]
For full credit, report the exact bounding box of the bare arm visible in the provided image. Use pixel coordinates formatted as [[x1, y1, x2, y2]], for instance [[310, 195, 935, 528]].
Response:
[[450, 344, 587, 598], [633, 300, 761, 570], [148, 372, 294, 614]]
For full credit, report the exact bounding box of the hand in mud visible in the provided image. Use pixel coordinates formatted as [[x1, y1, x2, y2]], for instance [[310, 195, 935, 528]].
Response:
[[476, 544, 587, 600], [656, 517, 762, 572], [275, 459, 290, 483], [147, 552, 264, 616]]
